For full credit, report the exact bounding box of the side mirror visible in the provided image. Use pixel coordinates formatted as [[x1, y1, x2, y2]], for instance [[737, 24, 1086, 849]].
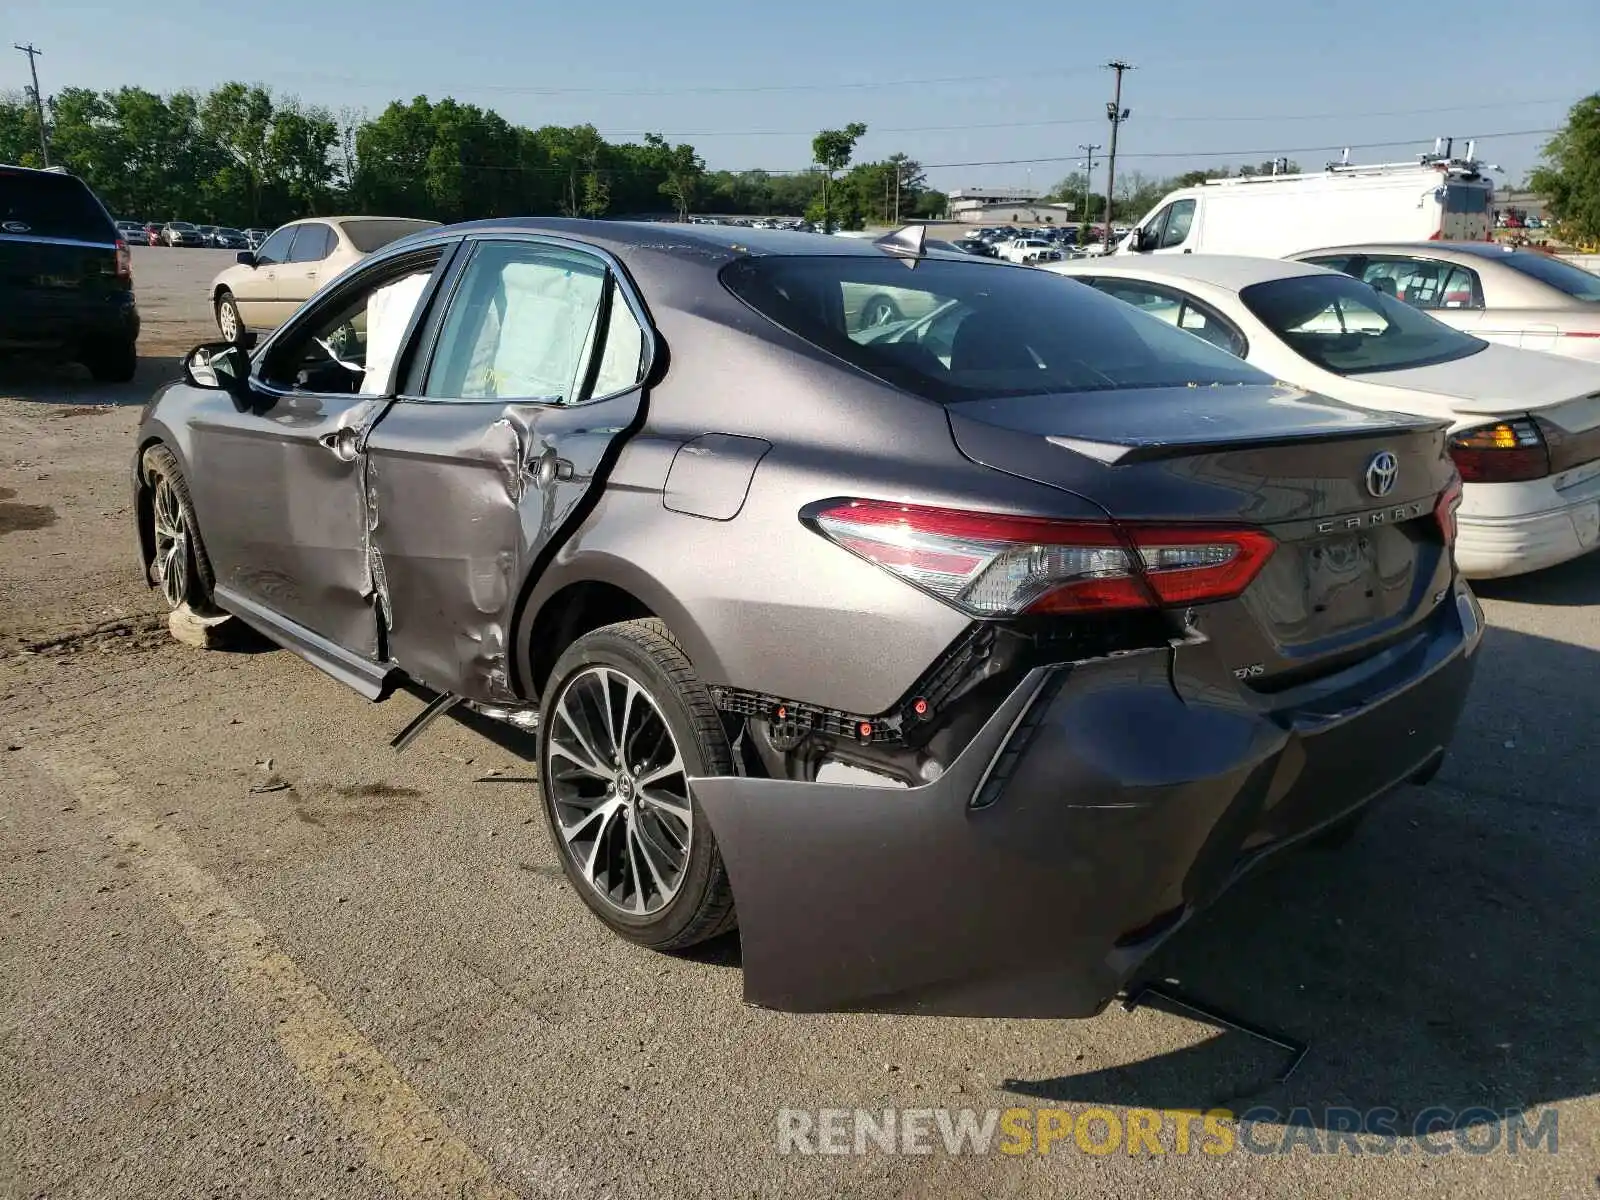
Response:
[[183, 342, 252, 400], [1130, 227, 1154, 253], [236, 250, 256, 267]]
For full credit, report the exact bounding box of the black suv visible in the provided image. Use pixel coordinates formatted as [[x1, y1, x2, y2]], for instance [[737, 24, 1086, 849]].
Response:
[[0, 164, 140, 381]]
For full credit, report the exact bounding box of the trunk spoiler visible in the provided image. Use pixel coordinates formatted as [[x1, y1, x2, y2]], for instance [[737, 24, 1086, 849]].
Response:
[[1045, 419, 1446, 466]]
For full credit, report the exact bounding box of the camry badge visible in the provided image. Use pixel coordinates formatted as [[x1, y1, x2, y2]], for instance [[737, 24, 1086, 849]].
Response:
[[1, 220, 30, 234], [1365, 451, 1399, 498]]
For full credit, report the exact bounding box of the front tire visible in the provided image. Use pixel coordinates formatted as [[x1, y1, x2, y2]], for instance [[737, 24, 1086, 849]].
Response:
[[142, 444, 216, 613], [538, 618, 736, 950], [215, 291, 245, 345]]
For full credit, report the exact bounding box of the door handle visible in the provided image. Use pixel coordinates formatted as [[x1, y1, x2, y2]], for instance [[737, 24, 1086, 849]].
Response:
[[532, 451, 575, 486], [318, 427, 360, 462]]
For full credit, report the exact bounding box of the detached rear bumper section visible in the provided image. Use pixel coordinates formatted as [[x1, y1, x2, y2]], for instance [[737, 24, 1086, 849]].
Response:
[[690, 584, 1483, 1019]]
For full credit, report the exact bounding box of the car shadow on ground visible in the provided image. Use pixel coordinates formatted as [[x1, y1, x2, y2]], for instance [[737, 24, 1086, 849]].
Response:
[[1472, 550, 1600, 607], [0, 353, 184, 407], [999, 618, 1598, 1127]]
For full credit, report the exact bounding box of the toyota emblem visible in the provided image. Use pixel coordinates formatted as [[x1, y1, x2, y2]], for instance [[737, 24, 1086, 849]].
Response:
[[1365, 451, 1399, 498]]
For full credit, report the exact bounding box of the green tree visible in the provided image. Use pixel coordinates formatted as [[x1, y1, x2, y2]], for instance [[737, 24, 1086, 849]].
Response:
[[267, 103, 339, 219], [1529, 94, 1600, 248], [811, 122, 866, 231], [645, 132, 705, 221], [0, 89, 46, 168], [580, 168, 611, 218], [198, 83, 277, 224]]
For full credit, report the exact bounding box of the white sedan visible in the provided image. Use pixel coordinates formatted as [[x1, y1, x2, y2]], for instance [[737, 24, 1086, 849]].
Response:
[[1045, 255, 1600, 579]]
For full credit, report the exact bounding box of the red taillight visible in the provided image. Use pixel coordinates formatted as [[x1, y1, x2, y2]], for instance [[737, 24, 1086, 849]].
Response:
[[1434, 477, 1464, 547], [805, 499, 1276, 616], [1428, 229, 1444, 241], [1447, 418, 1551, 483], [114, 237, 132, 281]]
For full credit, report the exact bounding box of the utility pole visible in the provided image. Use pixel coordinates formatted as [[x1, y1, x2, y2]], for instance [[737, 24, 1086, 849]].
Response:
[[13, 43, 49, 167], [1102, 59, 1133, 250], [1078, 143, 1100, 229]]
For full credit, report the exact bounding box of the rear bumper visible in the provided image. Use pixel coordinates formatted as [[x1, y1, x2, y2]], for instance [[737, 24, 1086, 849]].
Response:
[[692, 584, 1483, 1018], [1456, 500, 1600, 578], [0, 290, 139, 351]]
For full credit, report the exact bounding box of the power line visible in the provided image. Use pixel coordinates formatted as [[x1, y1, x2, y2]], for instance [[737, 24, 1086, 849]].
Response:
[[268, 63, 1108, 98], [580, 96, 1572, 140], [415, 128, 1558, 178], [922, 128, 1559, 169]]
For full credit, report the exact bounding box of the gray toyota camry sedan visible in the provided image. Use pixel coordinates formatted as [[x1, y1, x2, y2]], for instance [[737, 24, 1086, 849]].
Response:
[[133, 219, 1483, 1018]]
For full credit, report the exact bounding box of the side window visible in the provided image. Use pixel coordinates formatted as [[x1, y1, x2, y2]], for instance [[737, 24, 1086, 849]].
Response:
[[1362, 257, 1450, 309], [260, 255, 441, 394], [1159, 199, 1196, 248], [1177, 300, 1248, 358], [585, 280, 648, 397], [1139, 206, 1170, 247], [423, 241, 607, 403], [255, 226, 295, 266], [1301, 255, 1354, 274], [289, 224, 333, 263], [1439, 265, 1482, 309], [1093, 280, 1182, 326]]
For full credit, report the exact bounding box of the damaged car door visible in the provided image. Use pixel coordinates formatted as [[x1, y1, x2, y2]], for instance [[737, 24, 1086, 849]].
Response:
[[191, 243, 453, 675], [360, 236, 652, 702]]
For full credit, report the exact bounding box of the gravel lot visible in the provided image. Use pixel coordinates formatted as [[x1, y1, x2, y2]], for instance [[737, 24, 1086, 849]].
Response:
[[1, 246, 1596, 1199]]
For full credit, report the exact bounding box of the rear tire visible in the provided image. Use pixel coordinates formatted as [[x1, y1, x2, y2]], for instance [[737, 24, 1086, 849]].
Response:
[[537, 618, 737, 950], [83, 340, 137, 383], [215, 291, 245, 345], [142, 444, 216, 613]]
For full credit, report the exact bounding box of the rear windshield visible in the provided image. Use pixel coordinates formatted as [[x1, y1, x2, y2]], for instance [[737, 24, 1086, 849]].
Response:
[[0, 169, 113, 241], [1242, 273, 1487, 375], [341, 218, 438, 253], [1494, 252, 1600, 301], [1444, 184, 1490, 215], [720, 255, 1267, 403]]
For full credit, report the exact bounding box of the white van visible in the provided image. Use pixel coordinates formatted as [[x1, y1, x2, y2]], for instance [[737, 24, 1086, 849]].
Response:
[[1119, 148, 1495, 260]]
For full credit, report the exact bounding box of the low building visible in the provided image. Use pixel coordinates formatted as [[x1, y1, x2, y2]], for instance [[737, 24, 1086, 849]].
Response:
[[947, 187, 1076, 225]]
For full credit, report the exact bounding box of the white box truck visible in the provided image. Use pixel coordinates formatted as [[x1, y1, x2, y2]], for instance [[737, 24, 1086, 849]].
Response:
[[1117, 143, 1496, 260]]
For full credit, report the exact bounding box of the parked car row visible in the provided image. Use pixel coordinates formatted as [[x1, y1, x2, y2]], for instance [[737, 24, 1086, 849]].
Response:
[[117, 219, 282, 249]]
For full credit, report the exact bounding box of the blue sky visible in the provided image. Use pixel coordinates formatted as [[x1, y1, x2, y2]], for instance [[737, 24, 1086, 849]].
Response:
[[7, 0, 1596, 192]]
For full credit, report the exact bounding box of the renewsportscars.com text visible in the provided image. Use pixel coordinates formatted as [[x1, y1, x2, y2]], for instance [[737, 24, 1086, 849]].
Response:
[[776, 1106, 1559, 1157]]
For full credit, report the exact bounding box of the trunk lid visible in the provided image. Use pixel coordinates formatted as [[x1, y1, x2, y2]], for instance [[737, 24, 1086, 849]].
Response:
[[946, 383, 1457, 684], [0, 234, 121, 293], [1354, 341, 1600, 420]]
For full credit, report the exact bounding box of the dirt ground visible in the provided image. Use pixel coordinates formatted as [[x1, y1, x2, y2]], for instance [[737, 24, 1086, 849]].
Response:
[[1, 246, 1596, 1199]]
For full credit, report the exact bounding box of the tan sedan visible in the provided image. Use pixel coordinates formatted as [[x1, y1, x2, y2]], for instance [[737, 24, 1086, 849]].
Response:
[[209, 216, 439, 344]]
